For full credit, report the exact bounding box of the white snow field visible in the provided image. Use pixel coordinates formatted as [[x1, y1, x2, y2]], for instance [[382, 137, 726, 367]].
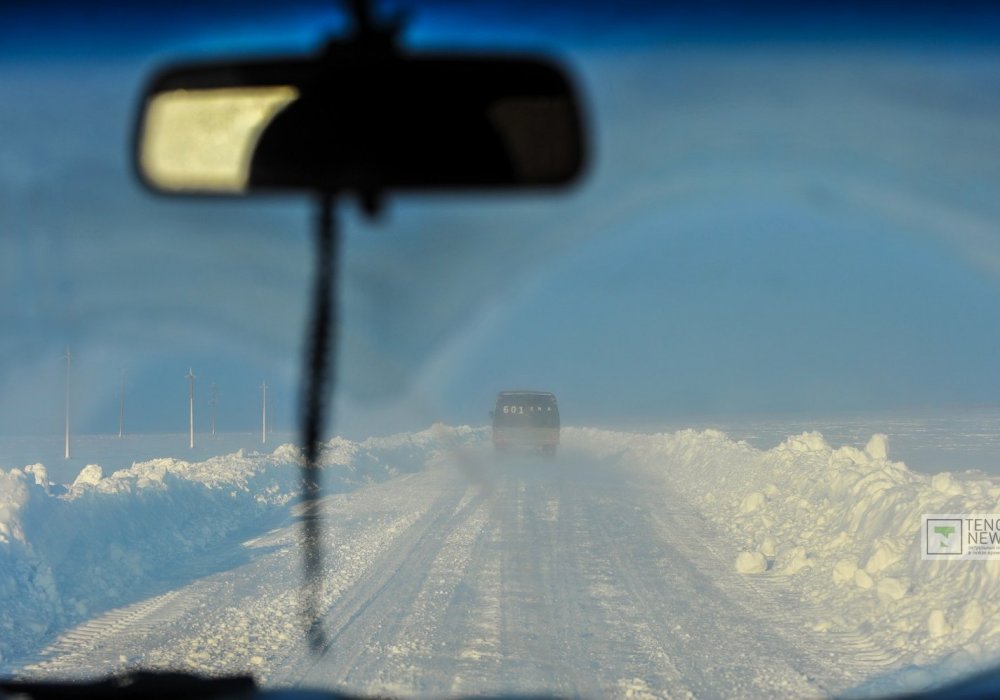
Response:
[[3, 425, 1000, 697]]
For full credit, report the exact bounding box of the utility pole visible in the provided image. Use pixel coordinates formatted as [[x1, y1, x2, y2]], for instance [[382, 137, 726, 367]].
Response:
[[64, 349, 71, 459], [118, 370, 126, 439], [261, 381, 268, 444], [210, 383, 218, 436], [187, 368, 196, 449]]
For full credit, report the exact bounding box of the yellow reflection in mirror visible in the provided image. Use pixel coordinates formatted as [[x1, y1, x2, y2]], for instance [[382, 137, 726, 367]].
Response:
[[141, 86, 299, 193]]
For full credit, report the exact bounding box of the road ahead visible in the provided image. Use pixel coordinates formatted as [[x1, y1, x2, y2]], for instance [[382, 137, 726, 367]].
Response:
[[20, 448, 888, 697]]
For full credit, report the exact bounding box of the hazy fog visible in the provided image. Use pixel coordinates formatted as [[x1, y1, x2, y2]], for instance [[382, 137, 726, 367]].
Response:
[[3, 7, 1000, 438]]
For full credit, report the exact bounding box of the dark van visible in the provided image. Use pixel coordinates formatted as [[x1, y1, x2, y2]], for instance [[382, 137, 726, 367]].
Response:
[[491, 391, 560, 457]]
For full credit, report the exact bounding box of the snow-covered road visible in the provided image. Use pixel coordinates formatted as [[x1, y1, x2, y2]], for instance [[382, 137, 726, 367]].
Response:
[[16, 447, 889, 697]]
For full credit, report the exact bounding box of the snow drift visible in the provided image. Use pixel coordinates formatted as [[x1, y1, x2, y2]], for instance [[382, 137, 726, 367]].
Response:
[[0, 425, 481, 665], [564, 426, 1000, 693], [5, 422, 1000, 693]]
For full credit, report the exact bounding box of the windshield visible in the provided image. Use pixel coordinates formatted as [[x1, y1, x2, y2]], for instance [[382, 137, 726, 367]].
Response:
[[4, 1, 1000, 697]]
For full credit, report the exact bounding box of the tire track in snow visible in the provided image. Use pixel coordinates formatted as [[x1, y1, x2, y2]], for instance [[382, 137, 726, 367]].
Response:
[[357, 494, 494, 694], [288, 477, 486, 691], [436, 465, 690, 697], [587, 482, 874, 698], [642, 489, 901, 684], [590, 500, 817, 697], [493, 475, 626, 697], [19, 590, 196, 676], [552, 475, 691, 698]]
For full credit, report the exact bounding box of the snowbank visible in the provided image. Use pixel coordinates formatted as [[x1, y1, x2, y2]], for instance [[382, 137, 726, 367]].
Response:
[[563, 426, 1000, 693], [7, 421, 1000, 691], [0, 425, 483, 664]]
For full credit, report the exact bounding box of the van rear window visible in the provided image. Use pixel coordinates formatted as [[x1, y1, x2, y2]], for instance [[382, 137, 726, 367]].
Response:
[[494, 395, 559, 427]]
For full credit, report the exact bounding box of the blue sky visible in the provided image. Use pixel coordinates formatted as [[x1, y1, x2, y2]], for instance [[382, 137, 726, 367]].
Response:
[[3, 3, 1000, 438]]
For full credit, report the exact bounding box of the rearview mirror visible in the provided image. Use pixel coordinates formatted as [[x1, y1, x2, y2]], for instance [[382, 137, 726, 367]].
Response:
[[134, 50, 586, 198]]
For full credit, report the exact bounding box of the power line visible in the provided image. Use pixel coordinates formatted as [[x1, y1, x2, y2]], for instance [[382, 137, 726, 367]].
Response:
[[210, 383, 218, 436], [118, 370, 126, 439], [186, 368, 196, 449], [64, 349, 71, 460], [261, 381, 268, 444]]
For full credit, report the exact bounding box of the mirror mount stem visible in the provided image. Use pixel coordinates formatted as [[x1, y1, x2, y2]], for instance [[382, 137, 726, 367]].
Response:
[[324, 0, 405, 60]]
